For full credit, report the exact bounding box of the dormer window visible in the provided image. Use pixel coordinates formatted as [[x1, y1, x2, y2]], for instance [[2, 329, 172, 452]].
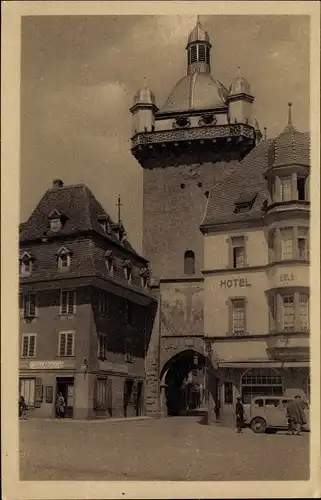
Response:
[[48, 209, 67, 232], [122, 260, 133, 281], [234, 192, 258, 214], [97, 215, 111, 234], [140, 267, 150, 288], [104, 250, 114, 273], [56, 246, 72, 270], [19, 252, 34, 276]]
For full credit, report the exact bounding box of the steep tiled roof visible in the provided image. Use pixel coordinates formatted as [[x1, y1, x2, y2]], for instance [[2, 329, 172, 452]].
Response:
[[201, 139, 273, 227], [19, 183, 143, 260], [19, 238, 154, 300], [267, 125, 310, 168]]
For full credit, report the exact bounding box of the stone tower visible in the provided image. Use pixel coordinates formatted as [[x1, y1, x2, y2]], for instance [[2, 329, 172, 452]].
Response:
[[130, 18, 262, 415]]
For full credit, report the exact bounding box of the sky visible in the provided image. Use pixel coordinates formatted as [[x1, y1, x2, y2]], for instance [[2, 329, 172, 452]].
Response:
[[20, 15, 310, 253]]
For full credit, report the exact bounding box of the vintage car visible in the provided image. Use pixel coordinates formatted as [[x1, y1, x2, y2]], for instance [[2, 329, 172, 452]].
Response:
[[244, 396, 310, 433]]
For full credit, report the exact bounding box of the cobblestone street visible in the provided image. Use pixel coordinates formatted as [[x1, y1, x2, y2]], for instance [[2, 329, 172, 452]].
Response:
[[20, 417, 309, 481]]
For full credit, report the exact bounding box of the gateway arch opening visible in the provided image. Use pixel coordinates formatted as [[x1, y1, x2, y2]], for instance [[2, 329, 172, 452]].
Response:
[[162, 349, 218, 416]]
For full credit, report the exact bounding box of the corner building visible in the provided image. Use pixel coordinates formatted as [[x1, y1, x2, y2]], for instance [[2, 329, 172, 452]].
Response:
[[130, 19, 310, 417], [19, 180, 156, 419]]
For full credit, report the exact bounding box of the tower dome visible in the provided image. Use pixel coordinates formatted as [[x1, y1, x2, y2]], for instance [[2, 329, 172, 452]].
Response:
[[187, 18, 210, 44], [229, 67, 252, 96], [267, 103, 310, 168], [132, 84, 156, 107]]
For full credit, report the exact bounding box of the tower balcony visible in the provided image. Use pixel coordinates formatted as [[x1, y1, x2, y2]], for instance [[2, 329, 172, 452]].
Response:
[[131, 123, 256, 168]]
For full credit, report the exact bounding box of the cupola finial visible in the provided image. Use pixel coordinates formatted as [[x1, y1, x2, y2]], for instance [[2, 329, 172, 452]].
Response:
[[288, 102, 292, 125]]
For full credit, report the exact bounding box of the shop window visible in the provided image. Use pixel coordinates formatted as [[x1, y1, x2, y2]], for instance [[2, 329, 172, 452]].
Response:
[[231, 298, 245, 335], [21, 334, 36, 358], [20, 378, 35, 407], [94, 378, 107, 410], [99, 290, 109, 316], [282, 295, 295, 332], [297, 177, 306, 201], [241, 368, 283, 404], [280, 228, 293, 260], [21, 292, 37, 318], [97, 333, 108, 360], [60, 290, 75, 315], [184, 250, 195, 275], [299, 294, 309, 332], [58, 331, 75, 357], [280, 177, 292, 202], [224, 382, 233, 404]]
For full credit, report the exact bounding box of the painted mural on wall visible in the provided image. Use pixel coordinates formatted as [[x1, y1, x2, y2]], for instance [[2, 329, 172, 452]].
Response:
[[160, 284, 203, 336]]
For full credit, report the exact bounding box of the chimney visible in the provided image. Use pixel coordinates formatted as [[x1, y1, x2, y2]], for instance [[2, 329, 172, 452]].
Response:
[[52, 179, 64, 189]]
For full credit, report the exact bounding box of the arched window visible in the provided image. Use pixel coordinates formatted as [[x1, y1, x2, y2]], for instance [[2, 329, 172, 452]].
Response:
[[184, 250, 195, 275], [241, 368, 283, 404]]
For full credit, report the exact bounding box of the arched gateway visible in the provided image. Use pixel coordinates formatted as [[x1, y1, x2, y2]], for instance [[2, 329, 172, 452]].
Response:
[[160, 349, 219, 416]]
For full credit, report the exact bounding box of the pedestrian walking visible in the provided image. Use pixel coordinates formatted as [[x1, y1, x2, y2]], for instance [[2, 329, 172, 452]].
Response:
[[19, 395, 28, 419], [56, 392, 66, 419], [286, 396, 306, 435], [235, 397, 245, 433]]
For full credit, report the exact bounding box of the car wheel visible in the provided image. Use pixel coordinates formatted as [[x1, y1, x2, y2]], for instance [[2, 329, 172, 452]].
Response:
[[250, 417, 267, 434]]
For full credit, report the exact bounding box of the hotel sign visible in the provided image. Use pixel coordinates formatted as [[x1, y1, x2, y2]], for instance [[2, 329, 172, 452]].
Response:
[[220, 278, 251, 289]]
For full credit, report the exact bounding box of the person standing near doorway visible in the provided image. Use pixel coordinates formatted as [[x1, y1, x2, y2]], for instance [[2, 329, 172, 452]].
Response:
[[56, 392, 65, 419], [235, 397, 245, 433]]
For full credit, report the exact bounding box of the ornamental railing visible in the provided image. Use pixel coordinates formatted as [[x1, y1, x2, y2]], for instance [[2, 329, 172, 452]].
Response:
[[131, 124, 255, 148]]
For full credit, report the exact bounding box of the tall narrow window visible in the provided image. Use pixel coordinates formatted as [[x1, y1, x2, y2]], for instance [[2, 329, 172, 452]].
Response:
[[60, 290, 75, 315], [268, 230, 276, 263], [280, 177, 292, 201], [22, 292, 37, 318], [184, 250, 195, 275], [190, 45, 197, 63], [99, 291, 108, 316], [198, 44, 206, 62], [280, 228, 293, 260], [231, 299, 245, 335], [231, 237, 245, 268], [297, 177, 306, 201], [125, 338, 133, 363], [282, 295, 295, 332], [21, 334, 36, 358], [269, 295, 277, 332], [299, 294, 309, 332], [298, 228, 309, 260], [97, 333, 108, 360], [58, 331, 75, 357]]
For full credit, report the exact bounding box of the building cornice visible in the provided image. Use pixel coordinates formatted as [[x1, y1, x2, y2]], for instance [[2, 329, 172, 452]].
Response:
[[202, 259, 310, 276]]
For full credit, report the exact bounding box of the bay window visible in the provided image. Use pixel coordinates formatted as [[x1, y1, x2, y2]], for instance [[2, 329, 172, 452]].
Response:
[[280, 228, 293, 260], [268, 226, 309, 262], [268, 292, 309, 333]]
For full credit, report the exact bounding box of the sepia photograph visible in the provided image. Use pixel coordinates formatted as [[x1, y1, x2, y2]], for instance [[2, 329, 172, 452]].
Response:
[[1, 1, 320, 499]]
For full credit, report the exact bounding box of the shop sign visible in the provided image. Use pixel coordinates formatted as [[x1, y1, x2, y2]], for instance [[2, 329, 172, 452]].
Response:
[[28, 360, 75, 370], [220, 278, 251, 289]]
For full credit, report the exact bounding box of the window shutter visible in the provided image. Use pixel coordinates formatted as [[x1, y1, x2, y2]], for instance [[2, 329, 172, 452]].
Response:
[[66, 333, 74, 356], [107, 378, 112, 415], [59, 333, 66, 356], [29, 335, 36, 357], [35, 378, 42, 408], [93, 378, 98, 410], [22, 336, 29, 357]]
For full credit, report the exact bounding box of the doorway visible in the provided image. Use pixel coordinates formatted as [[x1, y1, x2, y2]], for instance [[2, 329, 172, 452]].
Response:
[[163, 350, 215, 416], [56, 377, 75, 418]]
